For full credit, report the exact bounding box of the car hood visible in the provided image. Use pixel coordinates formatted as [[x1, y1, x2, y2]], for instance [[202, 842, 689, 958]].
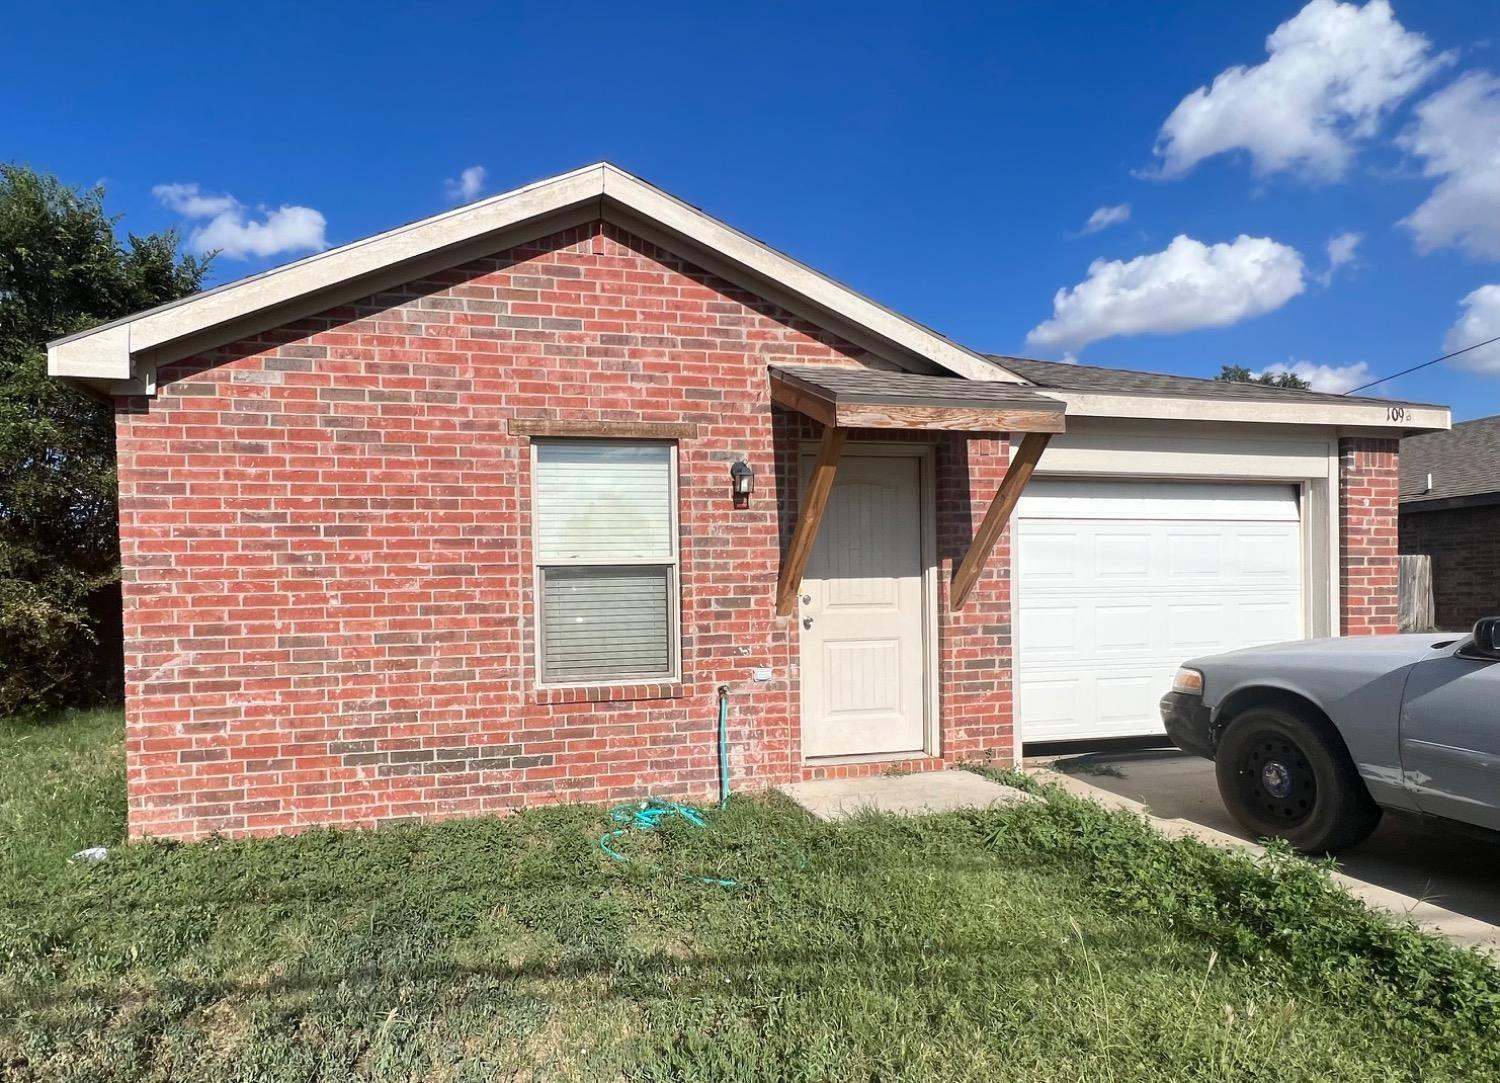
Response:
[[1187, 632, 1462, 673]]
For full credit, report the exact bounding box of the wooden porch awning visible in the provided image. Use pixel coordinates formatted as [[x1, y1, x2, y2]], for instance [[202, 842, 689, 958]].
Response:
[[769, 365, 1067, 433], [770, 365, 1065, 615]]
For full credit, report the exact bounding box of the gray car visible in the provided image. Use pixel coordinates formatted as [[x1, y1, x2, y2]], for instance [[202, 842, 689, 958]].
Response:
[[1161, 619, 1500, 853]]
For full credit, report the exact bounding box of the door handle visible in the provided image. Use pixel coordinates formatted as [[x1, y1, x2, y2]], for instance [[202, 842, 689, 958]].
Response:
[[802, 616, 814, 629]]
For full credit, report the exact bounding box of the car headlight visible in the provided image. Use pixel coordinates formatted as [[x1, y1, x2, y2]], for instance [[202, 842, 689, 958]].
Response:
[[1171, 667, 1204, 695]]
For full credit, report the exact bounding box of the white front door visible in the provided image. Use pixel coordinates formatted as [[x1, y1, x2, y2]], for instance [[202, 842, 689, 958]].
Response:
[[800, 453, 928, 758], [1016, 480, 1305, 743]]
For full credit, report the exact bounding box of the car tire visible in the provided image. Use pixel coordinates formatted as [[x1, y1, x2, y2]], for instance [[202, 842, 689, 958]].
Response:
[[1215, 706, 1381, 854]]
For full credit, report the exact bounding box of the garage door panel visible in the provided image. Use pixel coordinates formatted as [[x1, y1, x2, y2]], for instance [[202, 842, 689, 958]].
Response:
[[1018, 527, 1081, 582], [1020, 481, 1300, 522], [1095, 531, 1153, 579], [1018, 482, 1304, 743], [1164, 601, 1226, 651], [1237, 529, 1301, 577], [1018, 677, 1085, 732], [1096, 604, 1153, 652], [1239, 598, 1303, 641], [1165, 531, 1223, 578], [1019, 604, 1082, 655], [1095, 674, 1165, 728]]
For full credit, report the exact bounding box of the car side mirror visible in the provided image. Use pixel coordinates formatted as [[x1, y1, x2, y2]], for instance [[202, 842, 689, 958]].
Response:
[[1471, 617, 1500, 658]]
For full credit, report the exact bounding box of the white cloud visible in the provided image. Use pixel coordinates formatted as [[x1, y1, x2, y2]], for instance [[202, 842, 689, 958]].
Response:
[[1444, 284, 1500, 373], [191, 206, 328, 261], [1025, 234, 1307, 355], [1152, 0, 1448, 180], [1317, 230, 1363, 284], [152, 182, 328, 260], [444, 165, 487, 203], [1258, 359, 1372, 391], [1400, 72, 1500, 259], [1078, 203, 1131, 235], [1326, 230, 1362, 268], [151, 182, 238, 219]]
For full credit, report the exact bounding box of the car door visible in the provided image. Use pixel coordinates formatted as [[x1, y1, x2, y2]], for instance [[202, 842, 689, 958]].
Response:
[[1399, 646, 1500, 831]]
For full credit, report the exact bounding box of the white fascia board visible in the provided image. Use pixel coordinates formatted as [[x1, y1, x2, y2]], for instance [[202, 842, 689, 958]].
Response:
[[46, 322, 132, 380], [48, 162, 1024, 389], [1041, 389, 1450, 432]]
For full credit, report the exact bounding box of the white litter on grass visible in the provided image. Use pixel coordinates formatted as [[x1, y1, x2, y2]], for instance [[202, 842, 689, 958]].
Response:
[[70, 846, 109, 864]]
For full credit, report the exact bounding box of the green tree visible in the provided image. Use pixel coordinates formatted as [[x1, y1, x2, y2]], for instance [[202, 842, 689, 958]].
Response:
[[1214, 364, 1311, 390], [0, 165, 209, 714]]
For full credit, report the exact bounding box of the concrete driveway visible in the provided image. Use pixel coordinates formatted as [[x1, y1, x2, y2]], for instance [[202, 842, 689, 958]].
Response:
[[1049, 748, 1500, 931]]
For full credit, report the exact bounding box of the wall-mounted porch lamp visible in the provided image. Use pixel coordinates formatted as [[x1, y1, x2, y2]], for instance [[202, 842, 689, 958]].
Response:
[[730, 460, 755, 508]]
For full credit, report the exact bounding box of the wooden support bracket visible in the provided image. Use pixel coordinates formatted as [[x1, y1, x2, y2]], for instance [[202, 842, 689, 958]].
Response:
[[775, 426, 848, 617], [949, 431, 1053, 611]]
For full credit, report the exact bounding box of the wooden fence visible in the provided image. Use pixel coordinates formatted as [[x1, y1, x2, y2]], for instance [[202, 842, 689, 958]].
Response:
[[1398, 554, 1435, 633]]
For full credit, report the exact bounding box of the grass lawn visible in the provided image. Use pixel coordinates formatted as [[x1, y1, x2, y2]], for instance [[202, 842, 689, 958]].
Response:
[[4, 711, 1500, 1081]]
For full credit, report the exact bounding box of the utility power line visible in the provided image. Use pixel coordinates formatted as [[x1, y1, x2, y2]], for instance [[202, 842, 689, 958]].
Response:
[[1346, 333, 1500, 395]]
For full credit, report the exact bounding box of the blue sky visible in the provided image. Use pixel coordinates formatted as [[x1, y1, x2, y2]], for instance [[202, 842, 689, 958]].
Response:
[[5, 1, 1499, 415]]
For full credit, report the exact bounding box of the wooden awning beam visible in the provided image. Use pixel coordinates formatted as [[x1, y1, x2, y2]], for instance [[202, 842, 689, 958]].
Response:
[[775, 425, 847, 617], [950, 431, 1053, 610]]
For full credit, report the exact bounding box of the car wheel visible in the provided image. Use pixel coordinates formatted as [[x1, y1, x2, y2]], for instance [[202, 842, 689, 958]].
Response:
[[1214, 706, 1381, 854]]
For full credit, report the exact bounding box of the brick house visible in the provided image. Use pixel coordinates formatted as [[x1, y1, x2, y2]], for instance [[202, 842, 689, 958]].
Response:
[[49, 164, 1448, 840], [1400, 416, 1500, 630]]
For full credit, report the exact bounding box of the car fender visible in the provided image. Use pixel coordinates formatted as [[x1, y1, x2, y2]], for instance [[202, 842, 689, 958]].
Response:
[[1205, 665, 1418, 812]]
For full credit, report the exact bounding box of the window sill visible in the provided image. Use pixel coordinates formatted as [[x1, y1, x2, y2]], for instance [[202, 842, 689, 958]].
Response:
[[531, 682, 685, 706]]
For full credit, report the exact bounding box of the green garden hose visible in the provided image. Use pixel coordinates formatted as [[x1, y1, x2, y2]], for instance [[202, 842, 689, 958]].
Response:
[[597, 686, 736, 888]]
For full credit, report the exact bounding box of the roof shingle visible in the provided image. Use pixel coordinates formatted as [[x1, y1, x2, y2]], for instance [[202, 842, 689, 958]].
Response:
[[990, 355, 1437, 409], [1401, 415, 1500, 505]]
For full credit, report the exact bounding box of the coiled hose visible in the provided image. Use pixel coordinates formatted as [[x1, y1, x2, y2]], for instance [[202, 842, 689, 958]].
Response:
[[598, 685, 736, 888]]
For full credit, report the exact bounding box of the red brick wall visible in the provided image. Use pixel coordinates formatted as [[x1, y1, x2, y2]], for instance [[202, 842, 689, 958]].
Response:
[[934, 435, 1014, 761], [1339, 437, 1400, 635], [115, 222, 1015, 839], [1399, 503, 1500, 631]]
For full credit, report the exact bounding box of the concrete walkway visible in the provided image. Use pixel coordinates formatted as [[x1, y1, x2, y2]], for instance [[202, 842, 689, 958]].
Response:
[[1033, 763, 1500, 955], [782, 770, 1036, 821]]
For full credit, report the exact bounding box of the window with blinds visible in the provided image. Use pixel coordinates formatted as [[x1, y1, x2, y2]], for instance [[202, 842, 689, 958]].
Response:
[[533, 441, 678, 684]]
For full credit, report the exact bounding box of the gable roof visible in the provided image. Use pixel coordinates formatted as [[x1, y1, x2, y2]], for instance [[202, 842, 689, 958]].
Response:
[[46, 163, 1451, 435], [49, 163, 1022, 394], [1401, 415, 1500, 509]]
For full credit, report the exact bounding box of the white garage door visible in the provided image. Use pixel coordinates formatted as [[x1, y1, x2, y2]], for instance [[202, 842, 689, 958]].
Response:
[[1016, 481, 1304, 743]]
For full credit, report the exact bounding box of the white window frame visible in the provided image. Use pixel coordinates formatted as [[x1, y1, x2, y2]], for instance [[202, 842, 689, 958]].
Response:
[[530, 438, 682, 688]]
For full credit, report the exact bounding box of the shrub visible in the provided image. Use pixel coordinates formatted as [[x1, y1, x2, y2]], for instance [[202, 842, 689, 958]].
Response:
[[0, 165, 208, 713]]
